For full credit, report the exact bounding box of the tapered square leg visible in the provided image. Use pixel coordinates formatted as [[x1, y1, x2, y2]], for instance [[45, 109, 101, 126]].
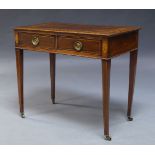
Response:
[[102, 59, 111, 141], [127, 50, 138, 121], [49, 53, 56, 104], [16, 48, 25, 118]]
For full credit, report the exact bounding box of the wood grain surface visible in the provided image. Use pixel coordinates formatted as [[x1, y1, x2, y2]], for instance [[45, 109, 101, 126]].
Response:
[[15, 22, 141, 37]]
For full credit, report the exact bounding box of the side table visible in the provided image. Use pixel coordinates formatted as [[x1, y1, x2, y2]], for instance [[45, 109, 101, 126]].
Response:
[[14, 22, 141, 140]]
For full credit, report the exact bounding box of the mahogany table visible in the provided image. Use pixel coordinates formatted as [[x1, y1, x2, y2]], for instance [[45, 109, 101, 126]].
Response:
[[14, 22, 141, 141]]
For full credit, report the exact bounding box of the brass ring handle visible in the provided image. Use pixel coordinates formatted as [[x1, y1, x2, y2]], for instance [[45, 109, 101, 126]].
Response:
[[73, 41, 83, 51], [32, 37, 39, 46]]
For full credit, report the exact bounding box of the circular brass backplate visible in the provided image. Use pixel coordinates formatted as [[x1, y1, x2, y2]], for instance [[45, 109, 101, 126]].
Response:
[[32, 37, 39, 46], [73, 41, 83, 51]]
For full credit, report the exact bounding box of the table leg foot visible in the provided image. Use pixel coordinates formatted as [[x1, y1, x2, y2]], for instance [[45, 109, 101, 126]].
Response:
[[127, 116, 133, 121], [20, 112, 25, 118], [52, 98, 56, 104], [104, 135, 112, 141]]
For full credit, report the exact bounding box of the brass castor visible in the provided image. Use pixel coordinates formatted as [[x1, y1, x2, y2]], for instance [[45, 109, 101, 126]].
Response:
[[20, 112, 25, 118], [104, 135, 112, 141], [127, 116, 133, 121]]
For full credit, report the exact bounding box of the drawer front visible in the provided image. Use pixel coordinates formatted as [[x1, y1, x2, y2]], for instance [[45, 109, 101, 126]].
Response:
[[17, 32, 55, 50], [57, 36, 101, 56]]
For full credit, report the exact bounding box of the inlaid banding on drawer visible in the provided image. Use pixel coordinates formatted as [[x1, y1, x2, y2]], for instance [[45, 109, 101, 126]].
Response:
[[17, 32, 55, 50], [57, 36, 101, 55]]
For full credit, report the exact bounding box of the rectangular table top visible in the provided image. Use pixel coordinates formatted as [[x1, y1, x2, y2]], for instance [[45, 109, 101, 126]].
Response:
[[15, 22, 141, 37]]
